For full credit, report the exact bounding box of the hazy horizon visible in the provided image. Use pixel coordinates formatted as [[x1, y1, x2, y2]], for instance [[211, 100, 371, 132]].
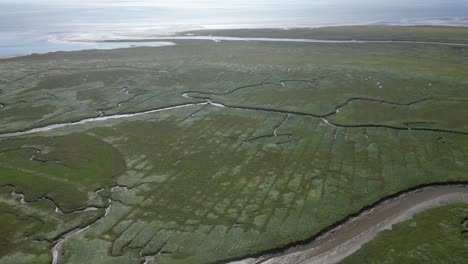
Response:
[[1, 0, 468, 56]]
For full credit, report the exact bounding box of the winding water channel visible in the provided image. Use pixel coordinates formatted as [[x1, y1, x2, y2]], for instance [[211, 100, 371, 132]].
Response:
[[1, 40, 467, 262], [3, 94, 466, 264], [228, 184, 468, 264], [0, 103, 208, 138]]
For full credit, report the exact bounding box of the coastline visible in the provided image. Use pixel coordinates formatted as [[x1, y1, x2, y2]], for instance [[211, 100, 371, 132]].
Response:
[[2, 24, 468, 59], [0, 41, 176, 61]]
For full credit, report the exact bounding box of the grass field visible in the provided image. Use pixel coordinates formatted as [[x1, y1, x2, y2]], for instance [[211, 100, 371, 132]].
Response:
[[0, 26, 467, 264]]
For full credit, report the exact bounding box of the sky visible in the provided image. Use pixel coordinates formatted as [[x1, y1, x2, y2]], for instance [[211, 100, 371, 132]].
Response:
[[1, 1, 467, 35], [3, 0, 468, 6]]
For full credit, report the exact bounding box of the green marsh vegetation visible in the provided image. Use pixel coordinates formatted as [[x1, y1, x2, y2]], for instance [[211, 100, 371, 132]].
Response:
[[0, 26, 467, 263]]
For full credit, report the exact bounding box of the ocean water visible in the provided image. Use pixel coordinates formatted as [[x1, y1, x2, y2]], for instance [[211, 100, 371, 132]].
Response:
[[1, 0, 468, 57]]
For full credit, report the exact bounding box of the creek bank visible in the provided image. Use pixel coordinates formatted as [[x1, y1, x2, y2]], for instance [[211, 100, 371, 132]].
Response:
[[225, 184, 468, 264]]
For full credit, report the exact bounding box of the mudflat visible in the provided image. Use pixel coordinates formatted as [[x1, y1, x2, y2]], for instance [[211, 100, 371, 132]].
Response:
[[229, 185, 468, 264]]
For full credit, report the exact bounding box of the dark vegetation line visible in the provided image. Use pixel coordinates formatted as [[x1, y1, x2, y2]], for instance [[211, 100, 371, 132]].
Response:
[[183, 79, 467, 118], [243, 114, 293, 144], [221, 103, 322, 118], [329, 121, 468, 136], [1, 74, 467, 138], [321, 97, 435, 117], [244, 134, 277, 142], [181, 80, 468, 136], [182, 77, 324, 97], [184, 83, 267, 96], [211, 102, 468, 136], [210, 181, 468, 264], [178, 105, 208, 124], [2, 92, 468, 137]]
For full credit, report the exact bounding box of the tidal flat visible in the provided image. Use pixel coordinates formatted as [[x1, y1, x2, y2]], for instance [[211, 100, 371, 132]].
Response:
[[0, 26, 467, 264]]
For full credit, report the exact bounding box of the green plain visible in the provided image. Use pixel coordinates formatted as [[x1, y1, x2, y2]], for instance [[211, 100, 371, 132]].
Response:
[[0, 26, 467, 264]]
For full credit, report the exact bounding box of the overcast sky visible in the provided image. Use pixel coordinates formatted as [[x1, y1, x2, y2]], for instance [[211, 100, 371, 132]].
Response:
[[3, 0, 468, 7]]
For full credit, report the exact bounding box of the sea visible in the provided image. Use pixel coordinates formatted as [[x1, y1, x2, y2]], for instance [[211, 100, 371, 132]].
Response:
[[1, 0, 468, 57]]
